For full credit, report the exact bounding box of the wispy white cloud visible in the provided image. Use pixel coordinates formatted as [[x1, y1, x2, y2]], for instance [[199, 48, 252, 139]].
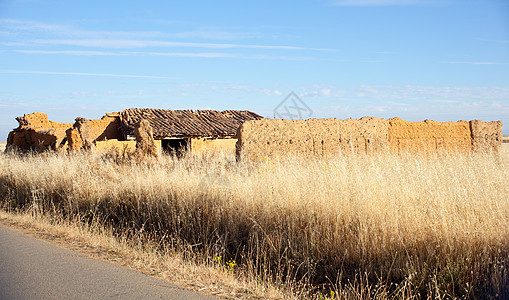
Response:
[[13, 50, 124, 56], [0, 19, 262, 41], [28, 38, 333, 51], [234, 54, 314, 61], [0, 18, 68, 33], [126, 52, 313, 60], [300, 88, 347, 98], [189, 84, 509, 101], [0, 97, 33, 109], [8, 49, 314, 60], [170, 28, 263, 40], [318, 101, 509, 126], [11, 49, 231, 57], [0, 19, 194, 40], [354, 85, 509, 100], [290, 84, 509, 102], [130, 51, 240, 58], [1, 18, 334, 53], [69, 84, 505, 101], [0, 70, 171, 79], [0, 41, 29, 46]]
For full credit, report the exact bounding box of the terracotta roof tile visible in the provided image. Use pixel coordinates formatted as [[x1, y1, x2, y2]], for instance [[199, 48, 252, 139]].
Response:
[[120, 108, 263, 138]]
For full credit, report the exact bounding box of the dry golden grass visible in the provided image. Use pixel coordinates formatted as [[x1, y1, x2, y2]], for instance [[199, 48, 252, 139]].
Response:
[[502, 138, 509, 156], [0, 142, 6, 152], [0, 149, 508, 299], [0, 209, 283, 299]]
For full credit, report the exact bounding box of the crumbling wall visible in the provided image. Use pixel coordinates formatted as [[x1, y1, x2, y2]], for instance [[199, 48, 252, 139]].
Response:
[[237, 117, 503, 160], [6, 128, 57, 152], [191, 138, 237, 155], [470, 120, 503, 153], [387, 118, 472, 154], [66, 128, 83, 151], [236, 117, 387, 161], [88, 113, 123, 141], [6, 112, 123, 152], [134, 119, 159, 157], [6, 112, 66, 152], [66, 117, 96, 152], [11, 112, 73, 149], [66, 114, 122, 144]]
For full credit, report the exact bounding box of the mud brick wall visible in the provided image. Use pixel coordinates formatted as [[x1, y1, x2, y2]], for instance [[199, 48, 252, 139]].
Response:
[[191, 138, 237, 155], [88, 114, 123, 141], [6, 112, 123, 152], [22, 112, 73, 146], [470, 120, 503, 153], [7, 113, 73, 151], [7, 128, 58, 152], [7, 112, 503, 156], [236, 117, 503, 160], [237, 119, 308, 161], [236, 117, 388, 161], [387, 118, 472, 154], [308, 118, 388, 156]]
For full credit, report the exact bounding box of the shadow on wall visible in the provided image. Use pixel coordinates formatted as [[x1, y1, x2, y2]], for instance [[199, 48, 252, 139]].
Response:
[[6, 112, 123, 152], [91, 116, 124, 142]]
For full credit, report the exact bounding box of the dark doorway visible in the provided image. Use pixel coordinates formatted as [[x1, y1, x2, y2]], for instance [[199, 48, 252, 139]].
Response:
[[162, 138, 189, 156]]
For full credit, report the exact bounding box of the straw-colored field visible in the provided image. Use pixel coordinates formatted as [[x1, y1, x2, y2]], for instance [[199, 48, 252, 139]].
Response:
[[0, 149, 508, 299], [503, 136, 509, 155], [0, 142, 6, 152]]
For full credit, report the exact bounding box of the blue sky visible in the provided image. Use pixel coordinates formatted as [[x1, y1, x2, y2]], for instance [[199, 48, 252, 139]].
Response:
[[1, 0, 508, 140]]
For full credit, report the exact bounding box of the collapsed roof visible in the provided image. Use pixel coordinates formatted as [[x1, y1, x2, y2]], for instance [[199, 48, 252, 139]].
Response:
[[119, 108, 263, 139]]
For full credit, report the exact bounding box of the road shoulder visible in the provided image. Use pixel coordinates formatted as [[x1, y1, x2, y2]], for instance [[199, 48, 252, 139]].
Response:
[[0, 215, 220, 299]]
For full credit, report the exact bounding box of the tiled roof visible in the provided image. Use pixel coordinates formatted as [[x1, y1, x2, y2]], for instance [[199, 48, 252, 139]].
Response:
[[120, 108, 263, 138]]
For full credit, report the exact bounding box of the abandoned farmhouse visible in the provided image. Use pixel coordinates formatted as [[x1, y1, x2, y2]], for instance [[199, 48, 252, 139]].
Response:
[[5, 108, 503, 159], [6, 108, 263, 154]]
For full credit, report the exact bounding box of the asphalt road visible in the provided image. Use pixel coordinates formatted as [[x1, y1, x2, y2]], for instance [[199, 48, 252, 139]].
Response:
[[0, 226, 215, 300]]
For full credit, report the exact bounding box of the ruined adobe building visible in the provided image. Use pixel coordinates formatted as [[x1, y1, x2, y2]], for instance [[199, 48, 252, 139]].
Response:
[[6, 108, 264, 154], [6, 109, 502, 159], [120, 108, 263, 154], [236, 117, 503, 160], [6, 112, 123, 152]]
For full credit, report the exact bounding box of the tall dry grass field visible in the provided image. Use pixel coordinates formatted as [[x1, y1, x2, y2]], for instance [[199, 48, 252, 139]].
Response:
[[0, 149, 508, 299]]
